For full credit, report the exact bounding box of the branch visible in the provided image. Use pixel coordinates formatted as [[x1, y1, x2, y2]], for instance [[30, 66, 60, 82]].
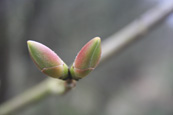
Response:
[[1, 1, 173, 115], [101, 2, 173, 63], [0, 78, 76, 115]]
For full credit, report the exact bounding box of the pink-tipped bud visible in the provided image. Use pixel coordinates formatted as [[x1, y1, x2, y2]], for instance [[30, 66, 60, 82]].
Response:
[[70, 37, 101, 80], [27, 40, 68, 80]]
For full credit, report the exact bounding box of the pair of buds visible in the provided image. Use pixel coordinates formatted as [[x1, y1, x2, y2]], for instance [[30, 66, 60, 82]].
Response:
[[27, 37, 101, 80]]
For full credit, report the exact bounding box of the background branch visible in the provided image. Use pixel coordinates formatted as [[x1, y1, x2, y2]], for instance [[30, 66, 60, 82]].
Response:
[[1, 1, 173, 115]]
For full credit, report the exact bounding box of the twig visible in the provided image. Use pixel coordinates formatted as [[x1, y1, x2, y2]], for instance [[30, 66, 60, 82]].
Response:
[[101, 2, 173, 63], [1, 1, 173, 115], [0, 78, 69, 115]]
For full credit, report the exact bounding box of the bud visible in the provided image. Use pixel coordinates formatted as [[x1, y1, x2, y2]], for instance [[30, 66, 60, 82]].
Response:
[[27, 40, 68, 80], [70, 37, 101, 80]]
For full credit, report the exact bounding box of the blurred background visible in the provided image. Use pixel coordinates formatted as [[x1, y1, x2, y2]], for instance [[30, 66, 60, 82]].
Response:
[[1, 0, 173, 115]]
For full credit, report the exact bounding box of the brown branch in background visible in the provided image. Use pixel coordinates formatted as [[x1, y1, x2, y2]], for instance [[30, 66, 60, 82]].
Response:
[[0, 0, 8, 104], [0, 1, 173, 115]]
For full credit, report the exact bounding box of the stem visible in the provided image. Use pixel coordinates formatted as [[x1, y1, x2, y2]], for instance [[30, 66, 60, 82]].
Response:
[[101, 2, 173, 63], [0, 78, 68, 115], [1, 1, 173, 115]]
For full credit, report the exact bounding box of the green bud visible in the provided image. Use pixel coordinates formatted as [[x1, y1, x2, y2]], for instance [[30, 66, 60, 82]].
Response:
[[70, 37, 101, 80], [27, 40, 69, 80]]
